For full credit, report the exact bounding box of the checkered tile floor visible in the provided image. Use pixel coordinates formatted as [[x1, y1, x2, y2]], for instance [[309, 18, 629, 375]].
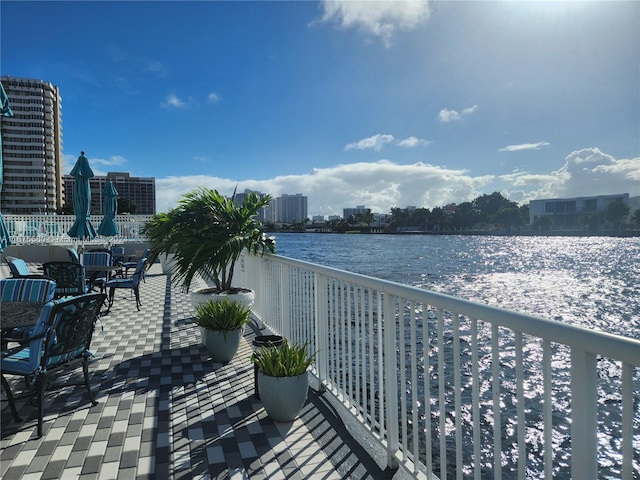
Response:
[[1, 263, 397, 479]]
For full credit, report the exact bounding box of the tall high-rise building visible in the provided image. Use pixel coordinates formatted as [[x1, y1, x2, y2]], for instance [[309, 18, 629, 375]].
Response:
[[63, 172, 156, 215], [0, 76, 64, 214], [268, 193, 308, 223]]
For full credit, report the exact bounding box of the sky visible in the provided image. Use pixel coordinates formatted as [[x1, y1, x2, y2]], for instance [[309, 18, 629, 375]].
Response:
[[1, 0, 639, 216]]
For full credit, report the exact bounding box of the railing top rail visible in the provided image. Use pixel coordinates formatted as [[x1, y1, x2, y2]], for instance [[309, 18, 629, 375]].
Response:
[[265, 253, 640, 365]]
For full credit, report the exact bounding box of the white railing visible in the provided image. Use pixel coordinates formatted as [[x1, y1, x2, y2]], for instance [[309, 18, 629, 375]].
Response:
[[236, 252, 640, 480], [1, 214, 153, 244]]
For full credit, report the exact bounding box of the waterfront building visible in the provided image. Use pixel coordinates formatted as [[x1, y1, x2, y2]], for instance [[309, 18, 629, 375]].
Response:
[[529, 193, 634, 226], [267, 193, 308, 223], [343, 205, 368, 220], [0, 76, 63, 214], [63, 172, 156, 215], [232, 189, 268, 222]]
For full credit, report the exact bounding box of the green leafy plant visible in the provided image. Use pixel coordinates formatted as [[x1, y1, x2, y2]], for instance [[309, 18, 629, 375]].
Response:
[[142, 187, 275, 292], [253, 340, 317, 377], [194, 299, 252, 335]]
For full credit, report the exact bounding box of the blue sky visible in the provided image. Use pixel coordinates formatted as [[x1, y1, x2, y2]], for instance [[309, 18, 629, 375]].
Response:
[[2, 1, 639, 216]]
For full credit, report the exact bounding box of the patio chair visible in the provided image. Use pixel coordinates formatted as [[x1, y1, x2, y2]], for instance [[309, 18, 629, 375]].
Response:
[[42, 262, 87, 299], [110, 246, 126, 277], [6, 256, 32, 277], [122, 248, 149, 278], [67, 248, 81, 263], [0, 277, 57, 342], [104, 257, 146, 311], [0, 292, 106, 437], [82, 251, 112, 293]]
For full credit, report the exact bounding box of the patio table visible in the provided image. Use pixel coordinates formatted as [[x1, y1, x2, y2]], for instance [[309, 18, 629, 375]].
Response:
[[84, 265, 121, 291], [0, 301, 44, 350]]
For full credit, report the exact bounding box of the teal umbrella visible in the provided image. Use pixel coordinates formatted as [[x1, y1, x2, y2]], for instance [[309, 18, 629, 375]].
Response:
[[68, 151, 97, 240], [97, 179, 119, 237], [0, 81, 14, 251]]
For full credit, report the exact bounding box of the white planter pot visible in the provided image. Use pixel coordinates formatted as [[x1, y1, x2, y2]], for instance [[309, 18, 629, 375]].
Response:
[[202, 327, 243, 363], [190, 287, 255, 310], [192, 288, 255, 345], [257, 371, 309, 422], [159, 253, 177, 275]]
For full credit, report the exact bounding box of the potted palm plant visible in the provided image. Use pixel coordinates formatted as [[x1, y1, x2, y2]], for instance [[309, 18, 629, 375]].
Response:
[[252, 340, 317, 422], [142, 187, 275, 309], [194, 299, 252, 363]]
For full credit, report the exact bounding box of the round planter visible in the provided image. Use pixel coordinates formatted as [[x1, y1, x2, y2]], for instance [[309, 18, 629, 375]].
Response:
[[190, 287, 255, 310], [159, 253, 177, 275], [203, 327, 243, 363], [257, 371, 309, 422]]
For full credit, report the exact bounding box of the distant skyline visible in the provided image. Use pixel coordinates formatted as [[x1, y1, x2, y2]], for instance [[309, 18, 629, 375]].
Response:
[[2, 1, 638, 216]]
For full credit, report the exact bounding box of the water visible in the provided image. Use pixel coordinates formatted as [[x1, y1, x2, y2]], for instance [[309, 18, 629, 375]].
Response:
[[272, 233, 640, 477], [273, 233, 640, 339]]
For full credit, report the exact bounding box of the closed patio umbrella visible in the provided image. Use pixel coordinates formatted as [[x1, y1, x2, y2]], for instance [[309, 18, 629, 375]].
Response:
[[97, 179, 119, 237], [68, 151, 97, 240], [0, 81, 14, 251]]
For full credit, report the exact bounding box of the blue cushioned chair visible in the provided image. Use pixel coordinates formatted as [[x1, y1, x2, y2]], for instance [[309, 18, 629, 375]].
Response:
[[105, 257, 146, 311], [6, 256, 32, 277], [82, 251, 112, 293], [42, 262, 87, 299], [1, 293, 106, 437]]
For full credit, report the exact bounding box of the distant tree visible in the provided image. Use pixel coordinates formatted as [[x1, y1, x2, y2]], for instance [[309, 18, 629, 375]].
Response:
[[492, 206, 523, 231], [533, 215, 552, 231], [451, 202, 478, 229], [473, 192, 518, 224], [604, 200, 630, 229], [519, 204, 530, 225], [58, 203, 74, 215], [117, 197, 138, 214], [578, 212, 604, 232]]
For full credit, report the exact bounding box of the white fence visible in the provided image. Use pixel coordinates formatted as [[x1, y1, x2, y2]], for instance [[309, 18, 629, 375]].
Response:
[[2, 214, 153, 244], [236, 252, 640, 479]]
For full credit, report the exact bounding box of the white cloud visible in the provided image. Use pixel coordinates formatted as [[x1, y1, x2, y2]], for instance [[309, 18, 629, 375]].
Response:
[[499, 141, 550, 152], [345, 134, 431, 151], [317, 0, 432, 47], [438, 105, 478, 123], [345, 134, 395, 151], [161, 94, 187, 109], [62, 153, 127, 176], [154, 148, 639, 216], [156, 160, 493, 215], [144, 61, 167, 77], [498, 148, 640, 204], [207, 92, 220, 104], [397, 136, 431, 148]]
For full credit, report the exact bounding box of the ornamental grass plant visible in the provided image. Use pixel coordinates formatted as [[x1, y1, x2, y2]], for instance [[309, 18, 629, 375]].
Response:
[[253, 340, 317, 377], [194, 299, 252, 338]]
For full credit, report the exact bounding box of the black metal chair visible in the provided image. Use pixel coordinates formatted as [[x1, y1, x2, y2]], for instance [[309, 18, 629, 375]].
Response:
[[1, 293, 106, 437], [104, 257, 146, 311], [42, 261, 87, 299]]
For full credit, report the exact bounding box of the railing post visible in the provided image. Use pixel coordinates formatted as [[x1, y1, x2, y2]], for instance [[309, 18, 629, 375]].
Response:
[[570, 348, 597, 480], [383, 291, 399, 469], [280, 264, 291, 340], [315, 272, 328, 384]]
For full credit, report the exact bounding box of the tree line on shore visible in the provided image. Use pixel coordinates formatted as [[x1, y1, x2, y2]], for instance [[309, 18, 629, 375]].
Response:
[[268, 192, 639, 234]]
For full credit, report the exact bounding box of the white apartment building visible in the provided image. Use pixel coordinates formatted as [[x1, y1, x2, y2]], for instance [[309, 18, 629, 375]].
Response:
[[529, 193, 632, 226], [267, 193, 308, 223], [0, 76, 64, 214]]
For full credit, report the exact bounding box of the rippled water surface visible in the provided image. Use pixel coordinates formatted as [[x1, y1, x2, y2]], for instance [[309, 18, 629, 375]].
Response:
[[274, 233, 639, 477], [274, 233, 640, 339]]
